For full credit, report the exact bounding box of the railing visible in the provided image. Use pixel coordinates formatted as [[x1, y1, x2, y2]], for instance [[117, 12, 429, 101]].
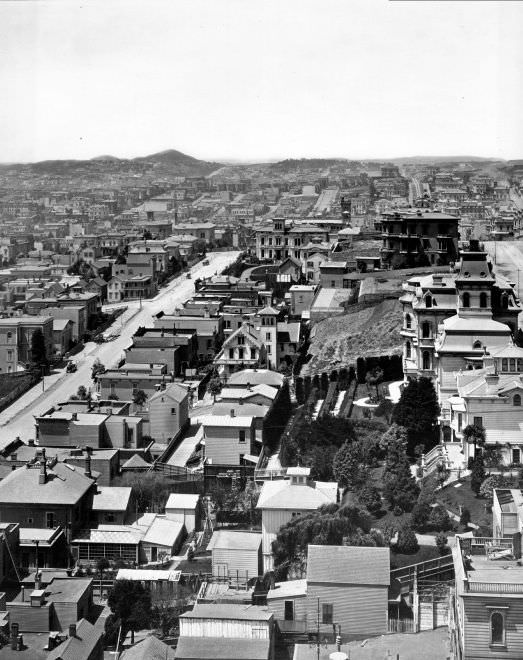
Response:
[[391, 554, 455, 583], [277, 618, 308, 634], [254, 468, 287, 481], [466, 581, 523, 594], [387, 618, 415, 633]]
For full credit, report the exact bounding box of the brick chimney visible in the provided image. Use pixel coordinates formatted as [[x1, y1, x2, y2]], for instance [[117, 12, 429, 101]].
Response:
[[10, 623, 18, 650], [84, 448, 92, 479], [68, 624, 76, 638], [230, 409, 235, 418], [39, 448, 47, 485]]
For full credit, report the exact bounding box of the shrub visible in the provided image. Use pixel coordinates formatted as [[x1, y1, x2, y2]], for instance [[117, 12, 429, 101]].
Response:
[[393, 505, 403, 516], [470, 456, 486, 495], [479, 474, 512, 500], [396, 525, 419, 554], [460, 507, 471, 527]]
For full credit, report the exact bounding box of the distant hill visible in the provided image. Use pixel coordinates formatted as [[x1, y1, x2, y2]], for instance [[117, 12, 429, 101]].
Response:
[[0, 148, 222, 178]]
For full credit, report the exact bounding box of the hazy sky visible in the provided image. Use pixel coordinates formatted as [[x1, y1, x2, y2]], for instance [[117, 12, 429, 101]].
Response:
[[0, 0, 522, 162]]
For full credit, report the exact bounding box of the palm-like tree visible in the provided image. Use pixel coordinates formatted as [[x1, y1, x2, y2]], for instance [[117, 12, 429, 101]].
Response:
[[463, 423, 486, 455], [365, 367, 384, 401]]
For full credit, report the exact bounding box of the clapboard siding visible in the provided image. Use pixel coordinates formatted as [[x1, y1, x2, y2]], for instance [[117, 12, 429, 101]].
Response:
[[463, 596, 523, 659], [7, 603, 51, 632], [212, 547, 262, 580], [261, 510, 294, 571], [205, 425, 256, 466], [268, 595, 307, 622], [307, 584, 388, 639], [180, 617, 271, 639]]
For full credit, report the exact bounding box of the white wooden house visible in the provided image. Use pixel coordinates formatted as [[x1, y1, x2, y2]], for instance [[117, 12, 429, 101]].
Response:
[[267, 579, 307, 633], [256, 467, 338, 572], [207, 530, 262, 582], [165, 493, 201, 534], [202, 414, 258, 467], [176, 604, 274, 660], [306, 544, 390, 641]]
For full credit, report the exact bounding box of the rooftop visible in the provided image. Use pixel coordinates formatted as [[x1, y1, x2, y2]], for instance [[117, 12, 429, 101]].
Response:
[[92, 486, 132, 512], [175, 637, 269, 660], [165, 493, 200, 510], [207, 530, 262, 552], [306, 544, 390, 585], [180, 603, 272, 621]]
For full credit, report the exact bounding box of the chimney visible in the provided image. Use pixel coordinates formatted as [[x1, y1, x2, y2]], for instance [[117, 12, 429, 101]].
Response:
[[230, 409, 235, 418], [485, 373, 499, 393], [71, 412, 78, 422], [68, 624, 76, 638], [39, 448, 47, 485], [21, 586, 25, 602], [28, 439, 34, 446], [10, 623, 18, 650], [84, 448, 92, 479]]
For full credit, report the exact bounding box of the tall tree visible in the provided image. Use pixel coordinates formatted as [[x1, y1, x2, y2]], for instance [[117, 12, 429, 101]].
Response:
[[208, 377, 222, 402], [470, 455, 486, 496], [365, 367, 384, 401], [382, 425, 419, 512], [132, 389, 148, 408], [333, 441, 367, 491], [392, 377, 440, 453], [463, 424, 486, 455], [31, 328, 48, 366], [107, 579, 152, 643]]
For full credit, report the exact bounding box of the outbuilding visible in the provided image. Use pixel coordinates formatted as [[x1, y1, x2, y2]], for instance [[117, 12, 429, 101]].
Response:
[[165, 493, 201, 534], [207, 530, 262, 582]]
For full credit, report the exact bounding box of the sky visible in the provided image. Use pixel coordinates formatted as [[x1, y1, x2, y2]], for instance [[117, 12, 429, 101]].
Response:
[[0, 0, 522, 163]]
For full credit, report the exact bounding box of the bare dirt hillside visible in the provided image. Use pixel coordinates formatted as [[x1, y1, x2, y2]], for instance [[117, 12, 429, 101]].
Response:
[[302, 298, 403, 375]]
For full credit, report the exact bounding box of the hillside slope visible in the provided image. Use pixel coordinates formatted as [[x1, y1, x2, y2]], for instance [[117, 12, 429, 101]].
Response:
[[302, 298, 403, 376]]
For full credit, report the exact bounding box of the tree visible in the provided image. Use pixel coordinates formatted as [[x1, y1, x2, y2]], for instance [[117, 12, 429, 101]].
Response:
[[395, 525, 419, 554], [358, 485, 382, 515], [108, 393, 119, 400], [374, 399, 394, 423], [96, 557, 110, 598], [428, 505, 452, 531], [382, 427, 419, 512], [132, 389, 147, 408], [460, 507, 471, 528], [91, 359, 106, 380], [208, 377, 222, 402], [411, 498, 432, 532], [333, 442, 367, 491], [107, 579, 152, 643], [31, 328, 48, 366], [77, 385, 88, 400], [435, 532, 450, 556], [462, 424, 486, 455], [392, 377, 440, 453], [365, 367, 384, 401], [295, 377, 305, 405], [272, 503, 382, 579], [470, 455, 486, 496]]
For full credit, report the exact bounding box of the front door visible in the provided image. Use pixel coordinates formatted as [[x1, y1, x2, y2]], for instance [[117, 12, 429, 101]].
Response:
[[151, 547, 157, 562]]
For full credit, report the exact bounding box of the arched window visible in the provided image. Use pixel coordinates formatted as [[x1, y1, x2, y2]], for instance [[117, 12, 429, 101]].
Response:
[[490, 611, 505, 646], [514, 394, 521, 407], [405, 342, 411, 359], [405, 314, 412, 330], [473, 340, 482, 350], [463, 292, 470, 308], [502, 294, 509, 310], [422, 321, 431, 339], [422, 351, 431, 370], [479, 292, 488, 308], [425, 295, 432, 308]]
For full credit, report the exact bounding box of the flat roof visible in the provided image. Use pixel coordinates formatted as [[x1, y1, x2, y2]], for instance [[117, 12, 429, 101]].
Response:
[[181, 603, 272, 621]]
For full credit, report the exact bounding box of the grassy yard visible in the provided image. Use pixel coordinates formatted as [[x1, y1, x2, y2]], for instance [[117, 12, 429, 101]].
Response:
[[390, 545, 440, 570]]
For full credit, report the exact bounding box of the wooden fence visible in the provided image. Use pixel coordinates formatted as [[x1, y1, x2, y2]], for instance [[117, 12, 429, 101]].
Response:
[[387, 618, 415, 633]]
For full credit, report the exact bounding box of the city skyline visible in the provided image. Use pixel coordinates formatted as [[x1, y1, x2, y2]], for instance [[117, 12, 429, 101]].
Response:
[[1, 0, 522, 163]]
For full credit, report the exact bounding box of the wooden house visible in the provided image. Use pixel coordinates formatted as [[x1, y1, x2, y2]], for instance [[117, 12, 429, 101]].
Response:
[[207, 530, 262, 582], [148, 382, 189, 445], [165, 493, 200, 534], [267, 579, 307, 633], [256, 467, 338, 572], [202, 414, 257, 467], [176, 603, 274, 660], [306, 545, 390, 641]]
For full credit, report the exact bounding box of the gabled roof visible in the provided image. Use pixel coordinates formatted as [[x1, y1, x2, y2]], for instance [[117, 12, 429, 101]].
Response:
[[46, 618, 102, 660], [227, 369, 284, 388], [142, 517, 184, 547], [92, 487, 132, 512], [207, 530, 262, 552], [256, 480, 336, 510], [149, 382, 188, 403], [165, 493, 200, 510], [306, 544, 390, 585], [221, 323, 262, 349], [120, 635, 175, 660], [122, 454, 150, 469]]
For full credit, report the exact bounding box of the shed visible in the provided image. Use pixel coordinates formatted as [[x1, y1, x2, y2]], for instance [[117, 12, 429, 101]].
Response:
[[306, 545, 390, 641], [207, 530, 262, 582], [141, 517, 185, 563], [165, 493, 200, 533], [92, 486, 132, 525]]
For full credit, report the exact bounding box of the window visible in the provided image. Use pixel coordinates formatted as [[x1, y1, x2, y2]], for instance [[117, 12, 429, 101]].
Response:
[[331, 281, 336, 287], [239, 430, 246, 443], [425, 295, 432, 308], [322, 604, 333, 625], [284, 601, 294, 621], [473, 340, 482, 350], [267, 346, 272, 355], [490, 611, 505, 646], [480, 292, 488, 308], [6, 350, 13, 362], [422, 321, 431, 338], [502, 358, 508, 372], [27, 517, 33, 525], [458, 413, 462, 432], [229, 348, 234, 359], [171, 407, 177, 415], [266, 333, 271, 341], [238, 348, 244, 360], [237, 336, 245, 345], [474, 416, 483, 428], [405, 342, 411, 359], [250, 348, 256, 360], [514, 394, 521, 407], [46, 512, 55, 529], [502, 294, 509, 310], [462, 292, 470, 308], [6, 332, 12, 343], [422, 351, 431, 370], [513, 448, 521, 465], [405, 314, 412, 329]]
